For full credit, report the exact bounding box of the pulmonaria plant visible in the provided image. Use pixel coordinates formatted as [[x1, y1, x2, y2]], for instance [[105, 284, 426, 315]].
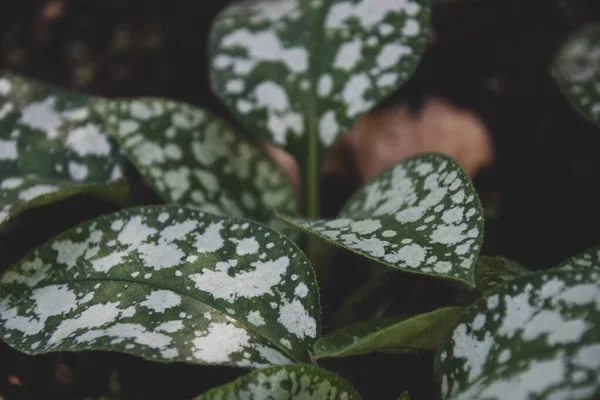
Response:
[[0, 0, 599, 399]]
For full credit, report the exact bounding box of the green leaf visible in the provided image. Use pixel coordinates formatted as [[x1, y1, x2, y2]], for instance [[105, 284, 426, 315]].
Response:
[[475, 256, 531, 293], [209, 0, 431, 161], [314, 307, 464, 359], [397, 392, 410, 400], [0, 205, 320, 367], [552, 24, 600, 127], [0, 71, 129, 227], [436, 268, 600, 400], [95, 98, 297, 230], [555, 245, 600, 271], [283, 153, 483, 285], [194, 364, 361, 400]]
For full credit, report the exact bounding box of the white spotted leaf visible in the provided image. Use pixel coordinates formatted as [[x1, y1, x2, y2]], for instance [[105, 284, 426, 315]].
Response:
[[94, 98, 297, 230], [314, 307, 464, 359], [436, 268, 600, 400], [282, 154, 484, 285], [0, 71, 129, 228], [194, 364, 361, 399], [209, 0, 431, 162], [552, 24, 600, 127], [555, 245, 600, 271], [0, 205, 320, 367]]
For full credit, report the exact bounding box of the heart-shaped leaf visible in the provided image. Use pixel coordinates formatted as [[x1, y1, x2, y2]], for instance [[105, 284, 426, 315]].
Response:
[[283, 153, 483, 285], [0, 205, 320, 367], [194, 364, 361, 400], [475, 256, 531, 293], [314, 307, 464, 359], [209, 0, 431, 162], [436, 268, 600, 400], [0, 71, 129, 228], [555, 245, 600, 271], [95, 98, 297, 229], [552, 24, 600, 127]]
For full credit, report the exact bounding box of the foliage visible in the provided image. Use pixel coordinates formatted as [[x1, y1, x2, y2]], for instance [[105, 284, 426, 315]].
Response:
[[0, 0, 599, 399]]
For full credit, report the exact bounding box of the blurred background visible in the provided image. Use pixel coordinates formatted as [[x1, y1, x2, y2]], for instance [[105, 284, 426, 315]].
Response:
[[1, 0, 600, 398]]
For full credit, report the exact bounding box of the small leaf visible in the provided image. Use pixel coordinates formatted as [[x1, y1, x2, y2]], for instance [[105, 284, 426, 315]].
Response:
[[0, 71, 128, 227], [552, 24, 600, 126], [209, 0, 431, 162], [95, 98, 297, 229], [0, 205, 320, 367], [194, 364, 361, 400], [475, 256, 531, 293], [283, 153, 483, 285], [436, 268, 600, 400], [555, 245, 600, 271], [314, 307, 464, 359], [397, 392, 410, 400]]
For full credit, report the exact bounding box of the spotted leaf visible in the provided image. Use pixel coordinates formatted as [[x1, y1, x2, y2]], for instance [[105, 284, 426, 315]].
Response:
[[283, 154, 483, 285], [194, 364, 361, 399], [314, 307, 464, 359], [555, 245, 600, 271], [552, 24, 600, 127], [475, 256, 531, 293], [95, 98, 297, 229], [0, 205, 320, 367], [436, 268, 600, 400], [209, 0, 431, 162], [0, 71, 129, 228]]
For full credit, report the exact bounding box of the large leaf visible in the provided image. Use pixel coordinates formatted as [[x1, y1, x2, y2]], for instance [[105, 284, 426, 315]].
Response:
[[552, 24, 600, 127], [555, 245, 600, 271], [284, 154, 484, 285], [436, 268, 600, 400], [0, 71, 129, 228], [194, 364, 361, 399], [0, 205, 320, 367], [95, 98, 297, 229], [474, 256, 531, 293], [209, 0, 431, 162], [314, 307, 464, 359]]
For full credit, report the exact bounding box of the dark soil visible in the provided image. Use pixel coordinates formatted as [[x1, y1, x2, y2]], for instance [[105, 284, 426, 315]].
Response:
[[1, 0, 600, 399]]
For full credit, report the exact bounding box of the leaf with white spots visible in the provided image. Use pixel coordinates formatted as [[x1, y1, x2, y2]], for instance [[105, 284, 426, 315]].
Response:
[[95, 98, 297, 230], [475, 256, 531, 293], [283, 154, 484, 285], [555, 245, 600, 271], [436, 268, 600, 400], [0, 71, 129, 228], [0, 205, 320, 367], [314, 307, 464, 359], [552, 24, 600, 127], [209, 0, 431, 162], [194, 364, 361, 399]]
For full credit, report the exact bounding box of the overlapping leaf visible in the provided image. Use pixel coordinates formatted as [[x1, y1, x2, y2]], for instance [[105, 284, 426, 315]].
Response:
[[0, 206, 320, 367], [436, 268, 600, 400], [95, 98, 297, 228], [284, 154, 484, 285], [0, 71, 128, 228], [209, 0, 431, 162], [195, 364, 361, 400], [314, 307, 464, 359], [552, 24, 600, 127], [474, 256, 531, 293]]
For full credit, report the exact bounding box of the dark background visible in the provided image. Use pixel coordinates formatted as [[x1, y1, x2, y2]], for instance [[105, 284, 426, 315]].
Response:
[[1, 0, 600, 399]]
